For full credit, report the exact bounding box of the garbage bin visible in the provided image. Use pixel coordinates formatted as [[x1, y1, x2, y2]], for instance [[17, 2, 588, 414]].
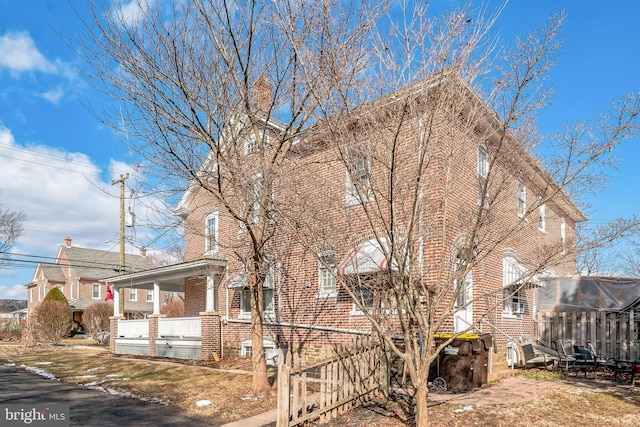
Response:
[[432, 333, 493, 392]]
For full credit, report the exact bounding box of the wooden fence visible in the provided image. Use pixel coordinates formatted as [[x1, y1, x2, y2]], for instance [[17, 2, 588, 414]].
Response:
[[276, 343, 388, 427], [536, 310, 639, 360]]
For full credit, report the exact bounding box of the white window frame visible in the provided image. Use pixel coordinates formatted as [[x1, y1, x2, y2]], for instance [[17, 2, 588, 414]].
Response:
[[561, 218, 566, 255], [538, 200, 546, 233], [317, 251, 337, 297], [345, 147, 372, 206], [517, 179, 526, 218], [146, 290, 153, 302], [503, 286, 525, 316], [92, 283, 100, 299], [205, 211, 219, 254], [477, 146, 489, 208], [241, 338, 278, 365], [244, 130, 263, 155], [129, 288, 137, 301]]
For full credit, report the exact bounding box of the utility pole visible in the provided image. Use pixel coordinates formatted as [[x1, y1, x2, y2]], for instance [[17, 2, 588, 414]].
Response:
[[112, 173, 129, 316]]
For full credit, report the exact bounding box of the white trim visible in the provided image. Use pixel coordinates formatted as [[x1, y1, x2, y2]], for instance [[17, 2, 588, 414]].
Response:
[[92, 283, 101, 299], [205, 211, 219, 254]]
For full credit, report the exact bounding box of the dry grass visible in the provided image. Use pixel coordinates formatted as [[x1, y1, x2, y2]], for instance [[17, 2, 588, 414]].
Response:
[[0, 342, 276, 424], [3, 342, 639, 427]]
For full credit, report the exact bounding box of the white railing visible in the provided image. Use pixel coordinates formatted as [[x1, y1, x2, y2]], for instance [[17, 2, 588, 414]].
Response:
[[158, 317, 202, 338], [118, 319, 149, 338]]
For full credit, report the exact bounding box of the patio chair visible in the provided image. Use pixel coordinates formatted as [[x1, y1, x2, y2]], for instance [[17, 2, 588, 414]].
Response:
[[552, 341, 576, 374], [522, 344, 555, 369]]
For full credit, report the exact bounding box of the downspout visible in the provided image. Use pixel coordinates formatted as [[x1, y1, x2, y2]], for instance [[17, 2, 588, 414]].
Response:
[[221, 265, 229, 359]]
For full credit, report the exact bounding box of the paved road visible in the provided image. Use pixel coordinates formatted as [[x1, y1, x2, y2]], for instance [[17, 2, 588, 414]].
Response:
[[0, 361, 217, 426]]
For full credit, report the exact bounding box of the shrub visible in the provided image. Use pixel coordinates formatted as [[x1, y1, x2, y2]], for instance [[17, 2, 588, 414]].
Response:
[[35, 300, 72, 344], [43, 287, 68, 303], [161, 299, 184, 318], [82, 301, 113, 345]]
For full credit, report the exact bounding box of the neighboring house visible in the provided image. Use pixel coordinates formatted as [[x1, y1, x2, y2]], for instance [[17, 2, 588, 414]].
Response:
[[105, 73, 584, 363], [0, 299, 27, 324], [25, 237, 160, 327]]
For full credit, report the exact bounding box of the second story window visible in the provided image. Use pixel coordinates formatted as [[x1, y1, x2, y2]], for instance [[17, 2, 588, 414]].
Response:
[[517, 180, 526, 218], [146, 290, 153, 302], [538, 200, 546, 233], [477, 147, 489, 207], [92, 283, 100, 299], [205, 212, 219, 253], [345, 148, 372, 205]]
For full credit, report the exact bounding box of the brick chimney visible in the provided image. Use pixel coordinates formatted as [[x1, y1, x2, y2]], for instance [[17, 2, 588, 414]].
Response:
[[64, 237, 72, 247], [251, 75, 272, 112], [140, 246, 147, 257]]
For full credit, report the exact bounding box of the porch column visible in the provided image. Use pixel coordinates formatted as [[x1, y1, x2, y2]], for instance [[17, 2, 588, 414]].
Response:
[[109, 315, 123, 354], [200, 311, 221, 361], [148, 314, 164, 357], [113, 286, 121, 317], [153, 281, 160, 315], [205, 275, 216, 312]]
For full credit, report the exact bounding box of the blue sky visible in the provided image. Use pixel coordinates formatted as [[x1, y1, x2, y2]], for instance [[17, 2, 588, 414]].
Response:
[[0, 0, 639, 300]]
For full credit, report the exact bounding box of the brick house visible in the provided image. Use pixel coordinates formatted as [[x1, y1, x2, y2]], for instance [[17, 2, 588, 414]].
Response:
[[105, 73, 585, 364], [26, 237, 158, 327]]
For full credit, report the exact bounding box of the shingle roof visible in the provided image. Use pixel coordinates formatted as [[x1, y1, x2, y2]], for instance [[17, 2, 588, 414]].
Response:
[[60, 246, 153, 281], [0, 299, 27, 313], [39, 263, 66, 282]]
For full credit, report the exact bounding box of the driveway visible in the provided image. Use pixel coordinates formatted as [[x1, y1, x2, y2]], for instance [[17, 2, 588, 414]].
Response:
[[0, 362, 217, 426]]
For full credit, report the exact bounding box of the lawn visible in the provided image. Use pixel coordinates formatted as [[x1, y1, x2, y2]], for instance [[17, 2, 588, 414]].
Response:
[[0, 342, 276, 424]]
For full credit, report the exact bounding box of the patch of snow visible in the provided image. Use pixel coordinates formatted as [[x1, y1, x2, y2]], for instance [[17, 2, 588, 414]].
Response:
[[4, 363, 16, 367], [196, 400, 211, 407], [24, 366, 59, 381], [454, 405, 474, 413], [75, 375, 97, 379], [106, 374, 120, 377], [86, 366, 106, 373], [35, 361, 54, 365], [240, 396, 258, 401]]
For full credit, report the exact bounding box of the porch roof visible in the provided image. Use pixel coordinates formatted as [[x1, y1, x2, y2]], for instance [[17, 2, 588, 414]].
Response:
[[101, 258, 226, 292]]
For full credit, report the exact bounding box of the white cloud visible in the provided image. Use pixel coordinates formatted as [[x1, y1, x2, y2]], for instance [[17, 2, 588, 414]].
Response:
[[41, 87, 65, 104], [0, 126, 166, 299], [112, 0, 152, 27], [0, 31, 57, 74]]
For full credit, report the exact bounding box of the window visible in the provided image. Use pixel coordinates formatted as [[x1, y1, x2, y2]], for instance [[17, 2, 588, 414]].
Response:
[[477, 147, 489, 207], [30, 288, 33, 303], [453, 255, 471, 308], [241, 339, 278, 365], [245, 175, 267, 226], [240, 288, 274, 316], [350, 284, 374, 315], [538, 200, 546, 232], [503, 256, 527, 316], [146, 290, 153, 302], [318, 252, 337, 296], [517, 179, 526, 218], [205, 212, 219, 253], [244, 133, 259, 155], [503, 286, 525, 315], [345, 148, 372, 205], [92, 283, 100, 299], [129, 288, 137, 301], [561, 218, 566, 255]]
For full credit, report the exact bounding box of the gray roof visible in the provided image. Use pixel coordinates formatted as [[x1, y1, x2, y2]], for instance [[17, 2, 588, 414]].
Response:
[[60, 246, 152, 281], [39, 263, 66, 282], [68, 298, 153, 313]]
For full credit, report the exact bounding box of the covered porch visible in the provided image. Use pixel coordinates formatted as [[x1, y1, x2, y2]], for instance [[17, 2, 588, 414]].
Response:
[[102, 257, 226, 361]]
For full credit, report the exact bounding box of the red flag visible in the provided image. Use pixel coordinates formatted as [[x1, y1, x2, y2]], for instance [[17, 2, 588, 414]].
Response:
[[105, 284, 114, 301]]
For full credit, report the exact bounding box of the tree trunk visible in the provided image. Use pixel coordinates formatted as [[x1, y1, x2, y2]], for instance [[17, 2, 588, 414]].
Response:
[[414, 382, 429, 427], [250, 274, 271, 396]]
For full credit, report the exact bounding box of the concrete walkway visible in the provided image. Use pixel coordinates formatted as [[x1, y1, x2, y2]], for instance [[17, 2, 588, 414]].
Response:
[[220, 408, 277, 427]]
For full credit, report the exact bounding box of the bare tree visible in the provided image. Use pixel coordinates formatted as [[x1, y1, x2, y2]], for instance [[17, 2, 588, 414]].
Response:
[[280, 4, 640, 426], [77, 0, 375, 396], [0, 205, 25, 268]]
